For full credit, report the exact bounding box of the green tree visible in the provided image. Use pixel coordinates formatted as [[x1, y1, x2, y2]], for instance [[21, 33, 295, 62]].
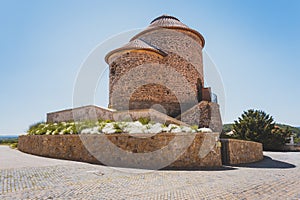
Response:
[[268, 126, 292, 149], [232, 109, 291, 150]]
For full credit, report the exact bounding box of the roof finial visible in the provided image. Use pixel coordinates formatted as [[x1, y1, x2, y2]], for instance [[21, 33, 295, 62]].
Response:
[[150, 15, 180, 24]]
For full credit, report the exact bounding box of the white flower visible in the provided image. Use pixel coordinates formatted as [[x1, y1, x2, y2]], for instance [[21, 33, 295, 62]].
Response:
[[144, 123, 163, 134], [102, 123, 116, 134], [161, 124, 175, 132], [123, 121, 144, 134], [45, 130, 52, 135], [90, 127, 100, 134], [81, 128, 92, 134], [162, 126, 170, 132], [181, 126, 193, 133], [74, 121, 206, 135], [115, 122, 127, 130], [197, 127, 213, 133], [52, 130, 58, 135], [226, 131, 234, 136], [168, 124, 180, 133], [170, 127, 182, 133]]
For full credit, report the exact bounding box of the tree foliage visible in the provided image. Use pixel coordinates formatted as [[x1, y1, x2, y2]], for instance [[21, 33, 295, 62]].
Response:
[[232, 109, 291, 150]]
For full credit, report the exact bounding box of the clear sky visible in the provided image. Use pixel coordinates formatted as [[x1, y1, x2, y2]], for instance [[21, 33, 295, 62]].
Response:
[[0, 0, 299, 135]]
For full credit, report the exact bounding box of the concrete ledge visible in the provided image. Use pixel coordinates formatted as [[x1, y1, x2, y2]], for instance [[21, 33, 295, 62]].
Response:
[[18, 132, 222, 169], [47, 105, 188, 126], [221, 139, 263, 165]]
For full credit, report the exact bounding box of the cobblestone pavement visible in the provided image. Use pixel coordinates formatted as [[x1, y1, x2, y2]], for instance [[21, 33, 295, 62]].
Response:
[[0, 145, 300, 199]]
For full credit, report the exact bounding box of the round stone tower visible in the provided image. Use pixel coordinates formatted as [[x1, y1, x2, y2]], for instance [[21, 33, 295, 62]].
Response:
[[105, 15, 210, 118]]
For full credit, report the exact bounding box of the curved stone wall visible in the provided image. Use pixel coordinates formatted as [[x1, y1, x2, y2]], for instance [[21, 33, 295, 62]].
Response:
[[135, 29, 204, 75], [109, 51, 202, 117], [18, 133, 222, 169], [18, 134, 264, 169]]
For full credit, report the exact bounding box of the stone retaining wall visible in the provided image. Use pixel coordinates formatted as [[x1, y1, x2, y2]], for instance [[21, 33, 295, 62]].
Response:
[[18, 135, 263, 168], [282, 145, 300, 152], [221, 139, 263, 165], [18, 132, 222, 169], [18, 134, 98, 163]]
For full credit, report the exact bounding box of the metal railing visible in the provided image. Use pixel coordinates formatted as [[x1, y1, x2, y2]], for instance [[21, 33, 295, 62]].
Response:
[[211, 93, 218, 103]]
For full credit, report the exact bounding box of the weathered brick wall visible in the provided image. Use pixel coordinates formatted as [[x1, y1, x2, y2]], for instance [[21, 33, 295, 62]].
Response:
[[18, 132, 222, 169], [221, 139, 263, 165]]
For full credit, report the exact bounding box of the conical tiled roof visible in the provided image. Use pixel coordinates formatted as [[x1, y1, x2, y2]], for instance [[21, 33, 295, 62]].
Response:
[[105, 39, 167, 63], [130, 15, 205, 46], [122, 39, 157, 49], [105, 15, 205, 63], [148, 15, 189, 29]]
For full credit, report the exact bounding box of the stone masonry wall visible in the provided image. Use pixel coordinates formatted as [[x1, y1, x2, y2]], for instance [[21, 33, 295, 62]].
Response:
[[221, 139, 263, 165], [132, 28, 204, 78], [177, 101, 223, 132], [18, 132, 222, 169], [18, 135, 263, 168], [109, 51, 202, 117], [18, 135, 98, 164]]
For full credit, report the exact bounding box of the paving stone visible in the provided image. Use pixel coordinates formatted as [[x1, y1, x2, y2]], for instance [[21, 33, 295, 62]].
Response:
[[0, 146, 299, 199]]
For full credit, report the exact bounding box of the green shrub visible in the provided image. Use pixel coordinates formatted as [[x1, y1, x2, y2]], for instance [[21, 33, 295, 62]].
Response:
[[10, 143, 18, 149], [138, 117, 150, 125], [27, 121, 80, 135], [113, 122, 123, 133], [191, 125, 199, 131], [0, 138, 18, 145], [232, 109, 291, 151]]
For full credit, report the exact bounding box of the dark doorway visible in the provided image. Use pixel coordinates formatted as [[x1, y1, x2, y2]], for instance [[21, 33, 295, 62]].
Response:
[[197, 78, 202, 102]]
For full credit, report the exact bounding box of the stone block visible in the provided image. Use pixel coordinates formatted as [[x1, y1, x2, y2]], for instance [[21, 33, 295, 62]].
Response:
[[221, 139, 263, 165]]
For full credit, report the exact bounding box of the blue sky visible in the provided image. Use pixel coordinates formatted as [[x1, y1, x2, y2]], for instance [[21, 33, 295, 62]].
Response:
[[0, 0, 299, 135]]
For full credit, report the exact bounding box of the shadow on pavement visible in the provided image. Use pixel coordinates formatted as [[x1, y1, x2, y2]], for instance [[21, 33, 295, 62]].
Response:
[[232, 156, 296, 169], [162, 165, 237, 171]]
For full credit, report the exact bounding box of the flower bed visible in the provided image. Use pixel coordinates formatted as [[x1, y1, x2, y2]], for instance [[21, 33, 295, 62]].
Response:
[[27, 119, 212, 135]]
